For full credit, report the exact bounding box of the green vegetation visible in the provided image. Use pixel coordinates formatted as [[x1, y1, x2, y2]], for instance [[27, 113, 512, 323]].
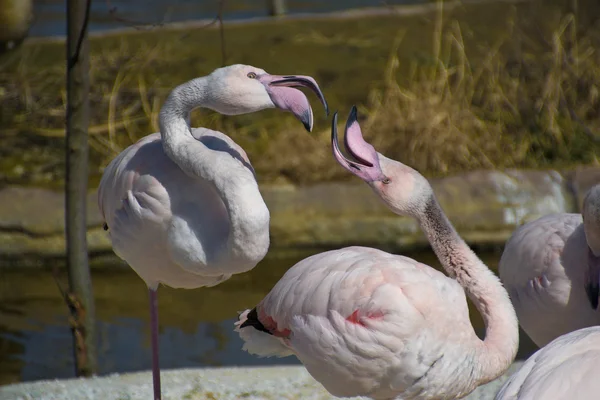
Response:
[[1, 0, 599, 188]]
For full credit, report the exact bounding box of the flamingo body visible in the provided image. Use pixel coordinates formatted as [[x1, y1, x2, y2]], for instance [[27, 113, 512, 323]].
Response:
[[239, 246, 481, 399], [499, 213, 600, 347], [98, 129, 262, 290], [495, 326, 600, 400], [98, 64, 328, 400]]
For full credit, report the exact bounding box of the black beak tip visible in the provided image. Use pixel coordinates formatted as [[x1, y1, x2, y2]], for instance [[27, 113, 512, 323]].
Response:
[[300, 108, 313, 132], [330, 111, 339, 138], [345, 105, 359, 133], [349, 105, 358, 121], [303, 120, 312, 132]]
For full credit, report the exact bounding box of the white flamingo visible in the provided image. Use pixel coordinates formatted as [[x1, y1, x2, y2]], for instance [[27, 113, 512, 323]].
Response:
[[498, 184, 600, 347], [235, 107, 519, 400], [98, 64, 327, 400], [495, 326, 600, 399]]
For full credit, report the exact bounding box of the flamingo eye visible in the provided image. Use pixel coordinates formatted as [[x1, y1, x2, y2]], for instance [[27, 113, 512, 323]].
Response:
[[382, 177, 391, 184], [247, 72, 257, 79]]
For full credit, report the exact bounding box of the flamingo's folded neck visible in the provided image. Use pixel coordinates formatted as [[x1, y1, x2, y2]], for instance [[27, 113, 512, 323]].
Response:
[[159, 77, 270, 272]]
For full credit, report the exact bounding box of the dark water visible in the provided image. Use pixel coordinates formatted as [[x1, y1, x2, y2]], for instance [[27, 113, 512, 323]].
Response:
[[31, 0, 424, 37], [0, 248, 538, 386]]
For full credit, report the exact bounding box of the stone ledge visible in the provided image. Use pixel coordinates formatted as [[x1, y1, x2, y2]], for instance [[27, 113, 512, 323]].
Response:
[[1, 166, 598, 265]]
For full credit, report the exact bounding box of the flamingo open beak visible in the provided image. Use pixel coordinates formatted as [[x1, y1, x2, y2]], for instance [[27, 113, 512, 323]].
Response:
[[260, 74, 329, 132], [331, 106, 387, 182]]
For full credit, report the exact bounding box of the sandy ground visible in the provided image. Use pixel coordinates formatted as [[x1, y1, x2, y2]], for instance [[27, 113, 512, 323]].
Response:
[[0, 362, 524, 400]]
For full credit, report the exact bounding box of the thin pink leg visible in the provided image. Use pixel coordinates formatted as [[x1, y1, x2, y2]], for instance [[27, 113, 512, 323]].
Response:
[[149, 288, 162, 400]]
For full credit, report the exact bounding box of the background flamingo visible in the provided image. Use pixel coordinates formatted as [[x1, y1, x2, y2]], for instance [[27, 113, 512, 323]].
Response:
[[98, 64, 327, 400], [495, 326, 600, 399], [235, 107, 519, 400], [498, 184, 600, 347]]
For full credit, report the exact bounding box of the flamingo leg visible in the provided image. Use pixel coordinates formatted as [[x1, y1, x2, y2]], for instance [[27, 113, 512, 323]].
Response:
[[149, 288, 162, 400]]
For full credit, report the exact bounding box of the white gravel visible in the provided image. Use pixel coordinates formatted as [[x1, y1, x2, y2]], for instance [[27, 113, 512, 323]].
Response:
[[0, 362, 524, 400]]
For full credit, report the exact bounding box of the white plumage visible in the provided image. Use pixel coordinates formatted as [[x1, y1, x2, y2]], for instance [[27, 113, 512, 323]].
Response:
[[495, 326, 600, 400], [98, 64, 327, 400], [499, 185, 600, 347], [99, 129, 264, 290], [238, 246, 484, 399]]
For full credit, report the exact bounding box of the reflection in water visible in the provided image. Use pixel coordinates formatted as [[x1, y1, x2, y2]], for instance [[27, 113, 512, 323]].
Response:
[[0, 249, 537, 386]]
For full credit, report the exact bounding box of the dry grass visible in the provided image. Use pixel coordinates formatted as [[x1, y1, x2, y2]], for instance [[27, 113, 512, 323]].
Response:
[[362, 4, 600, 178], [1, 0, 600, 188], [252, 1, 600, 183]]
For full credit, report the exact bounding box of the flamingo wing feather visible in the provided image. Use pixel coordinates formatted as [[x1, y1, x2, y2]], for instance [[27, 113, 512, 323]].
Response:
[[496, 327, 600, 400]]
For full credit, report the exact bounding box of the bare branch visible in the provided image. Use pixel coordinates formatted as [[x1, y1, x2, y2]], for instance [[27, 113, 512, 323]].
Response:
[[68, 0, 92, 70], [66, 0, 97, 376], [106, 0, 166, 30], [218, 0, 227, 66], [104, 0, 230, 62]]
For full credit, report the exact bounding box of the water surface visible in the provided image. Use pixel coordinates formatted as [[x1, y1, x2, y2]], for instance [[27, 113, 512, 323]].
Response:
[[0, 249, 537, 386], [31, 0, 424, 37]]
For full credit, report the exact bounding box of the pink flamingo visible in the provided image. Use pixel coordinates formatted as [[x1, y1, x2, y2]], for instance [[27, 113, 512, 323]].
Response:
[[235, 107, 519, 400], [98, 64, 327, 400], [495, 326, 600, 399], [498, 185, 600, 347]]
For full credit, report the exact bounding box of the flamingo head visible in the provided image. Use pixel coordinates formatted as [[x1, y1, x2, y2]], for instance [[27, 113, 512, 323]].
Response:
[[206, 64, 328, 132], [331, 106, 432, 217]]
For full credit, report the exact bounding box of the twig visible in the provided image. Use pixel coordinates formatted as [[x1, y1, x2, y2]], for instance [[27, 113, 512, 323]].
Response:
[[68, 0, 92, 69], [53, 267, 89, 373], [106, 0, 167, 30], [52, 267, 68, 300], [176, 17, 220, 40], [105, 0, 223, 39], [218, 0, 227, 66]]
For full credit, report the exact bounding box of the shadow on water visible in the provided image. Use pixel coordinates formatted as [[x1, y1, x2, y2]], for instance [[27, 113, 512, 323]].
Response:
[[0, 248, 537, 386]]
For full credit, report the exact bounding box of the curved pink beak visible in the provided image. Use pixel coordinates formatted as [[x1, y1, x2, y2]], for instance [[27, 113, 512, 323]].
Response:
[[259, 74, 329, 132], [331, 106, 387, 182]]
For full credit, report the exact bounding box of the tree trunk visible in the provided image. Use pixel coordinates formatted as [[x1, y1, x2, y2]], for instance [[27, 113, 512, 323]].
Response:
[[65, 0, 97, 377], [266, 0, 286, 16]]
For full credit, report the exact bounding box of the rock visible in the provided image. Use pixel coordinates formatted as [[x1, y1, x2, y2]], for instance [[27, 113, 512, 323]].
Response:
[[0, 228, 111, 257], [435, 169, 572, 233], [267, 169, 574, 249], [568, 165, 600, 210], [0, 187, 103, 236], [264, 182, 420, 248], [0, 167, 596, 266]]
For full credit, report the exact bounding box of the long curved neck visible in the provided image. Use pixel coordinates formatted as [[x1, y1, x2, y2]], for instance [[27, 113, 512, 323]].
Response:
[[417, 195, 518, 384], [160, 77, 217, 180], [158, 78, 269, 266]]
